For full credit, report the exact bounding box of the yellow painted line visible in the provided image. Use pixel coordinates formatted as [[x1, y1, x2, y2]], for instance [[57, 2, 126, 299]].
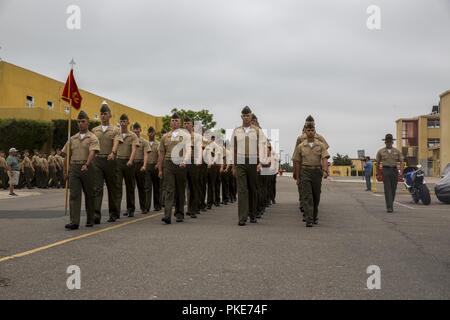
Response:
[[0, 212, 162, 264]]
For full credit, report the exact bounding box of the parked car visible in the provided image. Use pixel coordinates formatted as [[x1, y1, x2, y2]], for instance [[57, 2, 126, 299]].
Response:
[[435, 163, 450, 204]]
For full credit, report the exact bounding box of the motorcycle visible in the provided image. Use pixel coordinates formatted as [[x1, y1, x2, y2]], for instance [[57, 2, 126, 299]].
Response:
[[403, 165, 431, 205]]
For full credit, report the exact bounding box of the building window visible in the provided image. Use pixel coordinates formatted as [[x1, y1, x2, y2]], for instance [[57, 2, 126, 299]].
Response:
[[427, 138, 440, 149], [26, 95, 34, 108], [427, 119, 440, 128], [401, 120, 418, 147], [47, 101, 54, 110]]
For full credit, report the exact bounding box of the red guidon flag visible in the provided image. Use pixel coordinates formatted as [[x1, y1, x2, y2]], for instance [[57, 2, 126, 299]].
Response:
[[61, 69, 82, 110]]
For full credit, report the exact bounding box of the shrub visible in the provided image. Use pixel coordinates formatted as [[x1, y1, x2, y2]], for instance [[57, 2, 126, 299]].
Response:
[[0, 119, 53, 152]]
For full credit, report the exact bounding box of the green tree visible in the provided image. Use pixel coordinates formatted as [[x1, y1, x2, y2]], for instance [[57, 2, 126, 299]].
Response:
[[161, 108, 217, 133], [332, 153, 352, 166]]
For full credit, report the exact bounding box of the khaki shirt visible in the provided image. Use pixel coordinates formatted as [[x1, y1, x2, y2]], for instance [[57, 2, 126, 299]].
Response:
[[55, 154, 65, 168], [231, 125, 265, 163], [293, 132, 329, 158], [48, 155, 57, 168], [147, 140, 160, 165], [92, 125, 121, 155], [203, 141, 223, 165], [62, 131, 100, 164], [158, 129, 191, 162], [190, 132, 204, 164], [292, 140, 329, 167], [42, 158, 49, 171], [32, 155, 41, 169], [376, 147, 404, 167], [116, 132, 140, 159], [0, 156, 6, 169], [134, 137, 150, 161], [22, 156, 34, 169]]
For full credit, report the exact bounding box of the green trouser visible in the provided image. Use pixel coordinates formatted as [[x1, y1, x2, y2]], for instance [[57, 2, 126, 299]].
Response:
[[263, 174, 271, 207], [199, 163, 208, 209], [134, 161, 148, 212], [297, 182, 302, 206], [116, 159, 136, 215], [215, 167, 221, 203], [271, 174, 277, 203], [186, 164, 201, 215], [160, 176, 166, 208], [48, 166, 57, 188], [300, 168, 322, 223], [256, 173, 264, 214], [69, 164, 95, 225], [207, 165, 220, 206], [221, 169, 230, 202], [163, 160, 187, 220], [145, 164, 161, 211], [93, 157, 118, 220], [382, 167, 398, 210], [0, 168, 7, 189], [23, 167, 34, 188], [57, 167, 65, 188], [35, 168, 43, 188], [229, 176, 237, 201], [236, 164, 257, 223]]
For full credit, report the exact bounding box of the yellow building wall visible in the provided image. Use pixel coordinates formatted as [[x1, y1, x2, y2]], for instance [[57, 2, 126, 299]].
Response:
[[396, 120, 403, 150], [417, 117, 428, 162], [329, 165, 352, 177], [0, 61, 163, 138], [440, 90, 450, 174]]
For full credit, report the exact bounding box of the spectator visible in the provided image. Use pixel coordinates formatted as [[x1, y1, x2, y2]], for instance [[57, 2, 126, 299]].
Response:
[[364, 156, 373, 191], [6, 147, 20, 196], [0, 150, 8, 190]]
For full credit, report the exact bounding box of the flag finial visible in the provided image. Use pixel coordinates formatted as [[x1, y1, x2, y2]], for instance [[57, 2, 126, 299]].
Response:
[[69, 58, 76, 68]]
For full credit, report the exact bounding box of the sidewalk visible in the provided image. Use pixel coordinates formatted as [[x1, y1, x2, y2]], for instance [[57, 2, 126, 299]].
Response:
[[0, 190, 41, 200]]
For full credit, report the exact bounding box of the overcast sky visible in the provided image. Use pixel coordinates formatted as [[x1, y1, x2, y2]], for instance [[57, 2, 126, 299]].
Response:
[[1, 0, 449, 161]]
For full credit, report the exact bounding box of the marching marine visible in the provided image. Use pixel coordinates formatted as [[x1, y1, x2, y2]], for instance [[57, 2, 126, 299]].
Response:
[[91, 102, 121, 223], [157, 112, 191, 224], [292, 120, 329, 227], [145, 126, 161, 212], [62, 110, 100, 230], [132, 122, 150, 214], [376, 134, 404, 213], [116, 113, 140, 218]]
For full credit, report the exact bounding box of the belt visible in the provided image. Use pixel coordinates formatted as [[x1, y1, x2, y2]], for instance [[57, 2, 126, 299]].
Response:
[[117, 157, 130, 160], [97, 154, 109, 158], [302, 165, 322, 169], [70, 161, 86, 165]]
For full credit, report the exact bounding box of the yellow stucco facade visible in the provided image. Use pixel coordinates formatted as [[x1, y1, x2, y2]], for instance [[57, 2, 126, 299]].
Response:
[[439, 90, 450, 175], [395, 91, 449, 176], [0, 61, 163, 135]]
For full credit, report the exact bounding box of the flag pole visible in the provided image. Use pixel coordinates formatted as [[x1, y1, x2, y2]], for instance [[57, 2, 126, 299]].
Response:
[[64, 59, 75, 216]]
